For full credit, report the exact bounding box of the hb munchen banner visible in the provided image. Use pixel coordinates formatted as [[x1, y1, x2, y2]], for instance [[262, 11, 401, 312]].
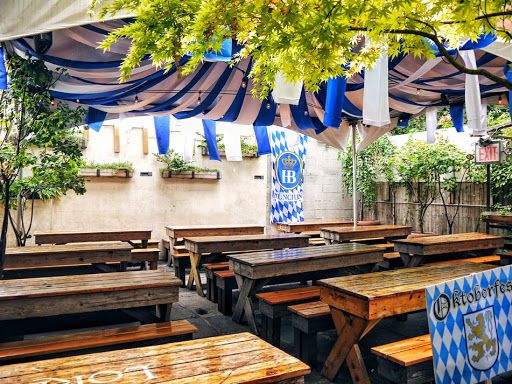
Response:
[[270, 128, 308, 223]]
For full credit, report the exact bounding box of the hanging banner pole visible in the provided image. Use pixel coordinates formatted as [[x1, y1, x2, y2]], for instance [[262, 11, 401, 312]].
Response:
[[352, 124, 358, 228]]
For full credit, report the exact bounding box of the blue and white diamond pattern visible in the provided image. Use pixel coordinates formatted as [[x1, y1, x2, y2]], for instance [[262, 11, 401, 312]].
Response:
[[270, 128, 308, 223], [426, 265, 512, 384]]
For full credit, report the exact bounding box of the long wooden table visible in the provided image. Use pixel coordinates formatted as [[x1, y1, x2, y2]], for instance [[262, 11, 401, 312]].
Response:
[[229, 243, 385, 334], [5, 242, 137, 270], [317, 262, 495, 383], [277, 220, 353, 233], [184, 234, 309, 296], [34, 229, 152, 247], [393, 232, 505, 267], [321, 225, 412, 244], [0, 270, 180, 322], [0, 332, 310, 384]]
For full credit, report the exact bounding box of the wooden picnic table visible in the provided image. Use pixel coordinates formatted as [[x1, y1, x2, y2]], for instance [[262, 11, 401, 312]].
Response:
[[34, 229, 152, 247], [321, 225, 412, 244], [0, 270, 180, 322], [317, 262, 495, 383], [0, 332, 310, 384], [277, 220, 353, 233], [393, 232, 505, 267], [229, 243, 385, 334], [184, 234, 309, 296], [4, 242, 140, 270]]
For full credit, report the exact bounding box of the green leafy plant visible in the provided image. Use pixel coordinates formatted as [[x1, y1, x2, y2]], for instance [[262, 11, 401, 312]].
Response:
[[0, 56, 86, 275], [154, 149, 216, 174], [197, 133, 258, 157], [83, 161, 134, 172]]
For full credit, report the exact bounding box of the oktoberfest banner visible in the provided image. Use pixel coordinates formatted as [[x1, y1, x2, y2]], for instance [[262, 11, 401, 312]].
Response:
[[270, 128, 308, 223]]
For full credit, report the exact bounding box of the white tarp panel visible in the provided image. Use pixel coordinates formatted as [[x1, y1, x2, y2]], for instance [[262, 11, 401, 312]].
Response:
[[362, 45, 391, 127], [0, 0, 133, 42]]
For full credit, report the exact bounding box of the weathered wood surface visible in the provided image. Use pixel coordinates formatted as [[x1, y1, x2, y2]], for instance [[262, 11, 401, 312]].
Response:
[[166, 224, 265, 239], [318, 262, 496, 382], [0, 270, 180, 321], [0, 332, 310, 384], [277, 220, 353, 233], [34, 229, 152, 245], [393, 232, 504, 256], [321, 225, 412, 243], [5, 242, 133, 269], [230, 244, 384, 333], [229, 243, 384, 279]]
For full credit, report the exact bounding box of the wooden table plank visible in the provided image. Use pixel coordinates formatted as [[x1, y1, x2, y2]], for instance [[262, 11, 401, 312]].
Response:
[[34, 230, 152, 245], [277, 220, 353, 233], [5, 242, 133, 269], [321, 225, 412, 243], [0, 270, 180, 321], [0, 333, 310, 384], [317, 262, 497, 382], [166, 224, 265, 239]]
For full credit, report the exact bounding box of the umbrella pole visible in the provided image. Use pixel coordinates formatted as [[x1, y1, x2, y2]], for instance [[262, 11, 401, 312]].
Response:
[[352, 124, 358, 228]]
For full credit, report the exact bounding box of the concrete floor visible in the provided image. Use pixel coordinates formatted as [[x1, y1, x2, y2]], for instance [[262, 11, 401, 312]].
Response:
[[2, 264, 512, 383]]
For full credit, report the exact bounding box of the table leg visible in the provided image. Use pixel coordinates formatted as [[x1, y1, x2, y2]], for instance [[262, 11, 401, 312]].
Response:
[[400, 252, 424, 267], [157, 303, 172, 322], [187, 252, 205, 296], [232, 275, 267, 334], [321, 307, 380, 381], [167, 237, 176, 267]]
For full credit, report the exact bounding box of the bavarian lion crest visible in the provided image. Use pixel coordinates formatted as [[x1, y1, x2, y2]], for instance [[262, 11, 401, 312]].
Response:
[[463, 307, 499, 371]]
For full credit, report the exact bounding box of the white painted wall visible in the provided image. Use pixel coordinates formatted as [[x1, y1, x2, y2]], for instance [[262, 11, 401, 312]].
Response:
[[8, 118, 351, 246]]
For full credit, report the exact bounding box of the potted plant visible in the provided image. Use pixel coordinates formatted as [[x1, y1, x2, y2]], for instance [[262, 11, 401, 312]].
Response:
[[481, 204, 512, 224], [80, 162, 134, 178], [155, 150, 221, 180], [198, 133, 259, 158]]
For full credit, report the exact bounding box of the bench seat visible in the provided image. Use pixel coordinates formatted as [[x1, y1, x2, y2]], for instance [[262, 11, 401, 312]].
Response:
[[257, 286, 321, 346], [426, 255, 501, 267], [371, 334, 434, 384], [204, 262, 230, 302], [131, 248, 160, 270], [130, 238, 159, 248], [215, 269, 238, 315], [288, 301, 334, 365], [0, 320, 197, 363]]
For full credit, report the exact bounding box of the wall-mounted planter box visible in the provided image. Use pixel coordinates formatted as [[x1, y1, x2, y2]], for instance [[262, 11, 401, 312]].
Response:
[[482, 213, 512, 224], [161, 170, 221, 180], [80, 168, 133, 178], [200, 147, 259, 158]]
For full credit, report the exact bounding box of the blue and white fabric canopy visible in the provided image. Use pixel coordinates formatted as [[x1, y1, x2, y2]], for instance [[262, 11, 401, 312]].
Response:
[[1, 17, 511, 151]]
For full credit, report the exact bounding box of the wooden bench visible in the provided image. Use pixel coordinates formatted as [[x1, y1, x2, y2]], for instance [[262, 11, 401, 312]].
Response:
[[371, 334, 434, 384], [256, 286, 321, 346], [0, 320, 197, 363], [130, 238, 159, 248], [426, 254, 501, 266], [173, 253, 191, 286], [288, 301, 334, 365], [308, 237, 325, 246], [215, 269, 238, 315], [204, 262, 230, 302], [497, 250, 512, 265], [130, 248, 160, 270]]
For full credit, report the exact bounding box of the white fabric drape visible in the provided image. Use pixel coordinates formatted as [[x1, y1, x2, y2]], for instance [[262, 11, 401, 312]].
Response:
[[0, 0, 133, 42], [273, 71, 303, 105], [222, 125, 243, 161], [356, 118, 398, 152], [362, 46, 391, 127], [460, 50, 485, 136], [426, 108, 438, 143], [482, 40, 512, 61]]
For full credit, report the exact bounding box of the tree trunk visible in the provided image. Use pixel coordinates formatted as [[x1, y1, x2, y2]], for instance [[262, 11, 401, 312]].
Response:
[[0, 180, 10, 279]]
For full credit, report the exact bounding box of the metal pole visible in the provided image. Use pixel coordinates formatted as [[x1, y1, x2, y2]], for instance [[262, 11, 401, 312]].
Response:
[[352, 124, 358, 228], [486, 164, 491, 234]]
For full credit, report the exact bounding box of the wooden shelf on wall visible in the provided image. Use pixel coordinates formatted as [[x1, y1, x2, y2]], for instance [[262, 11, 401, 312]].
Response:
[[161, 170, 221, 180], [80, 168, 133, 178]]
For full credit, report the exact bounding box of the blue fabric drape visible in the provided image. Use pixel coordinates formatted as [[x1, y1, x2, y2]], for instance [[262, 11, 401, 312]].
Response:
[[86, 107, 107, 132], [450, 103, 465, 132], [254, 97, 277, 126], [153, 116, 171, 154], [323, 77, 347, 127], [0, 47, 6, 90], [202, 120, 221, 161], [506, 64, 512, 118], [204, 39, 233, 62], [253, 126, 271, 155]]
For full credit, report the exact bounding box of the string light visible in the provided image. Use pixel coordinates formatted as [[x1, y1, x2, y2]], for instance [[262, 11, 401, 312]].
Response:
[[241, 77, 247, 89], [266, 101, 271, 109], [416, 89, 421, 95], [304, 109, 309, 116], [135, 94, 139, 103], [197, 92, 202, 105], [498, 95, 503, 105], [76, 99, 80, 104], [50, 99, 56, 106]]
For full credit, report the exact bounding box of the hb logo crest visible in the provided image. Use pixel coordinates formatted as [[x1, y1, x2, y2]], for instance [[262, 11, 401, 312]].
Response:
[[276, 151, 303, 190], [463, 307, 499, 371]]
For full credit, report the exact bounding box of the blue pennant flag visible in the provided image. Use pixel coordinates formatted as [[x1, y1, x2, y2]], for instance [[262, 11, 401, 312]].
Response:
[[204, 39, 233, 62], [202, 120, 221, 161], [86, 107, 107, 132], [252, 126, 271, 155], [323, 76, 347, 128], [450, 103, 465, 132], [506, 64, 512, 119], [0, 47, 7, 90], [153, 116, 171, 154]]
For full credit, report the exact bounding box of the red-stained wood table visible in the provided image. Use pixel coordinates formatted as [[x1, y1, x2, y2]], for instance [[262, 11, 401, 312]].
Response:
[[34, 229, 152, 248], [184, 234, 309, 296], [321, 225, 412, 244], [229, 243, 385, 334], [0, 333, 310, 384], [393, 232, 505, 267], [317, 262, 495, 383]]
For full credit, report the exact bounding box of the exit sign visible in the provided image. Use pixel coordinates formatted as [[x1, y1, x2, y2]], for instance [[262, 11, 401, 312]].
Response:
[[475, 140, 505, 164]]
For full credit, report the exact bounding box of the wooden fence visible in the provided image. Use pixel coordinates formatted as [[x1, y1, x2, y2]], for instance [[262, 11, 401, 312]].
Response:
[[365, 182, 495, 235]]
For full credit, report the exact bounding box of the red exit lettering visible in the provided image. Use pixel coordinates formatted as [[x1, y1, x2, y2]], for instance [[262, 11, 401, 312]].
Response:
[[478, 145, 498, 162]]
